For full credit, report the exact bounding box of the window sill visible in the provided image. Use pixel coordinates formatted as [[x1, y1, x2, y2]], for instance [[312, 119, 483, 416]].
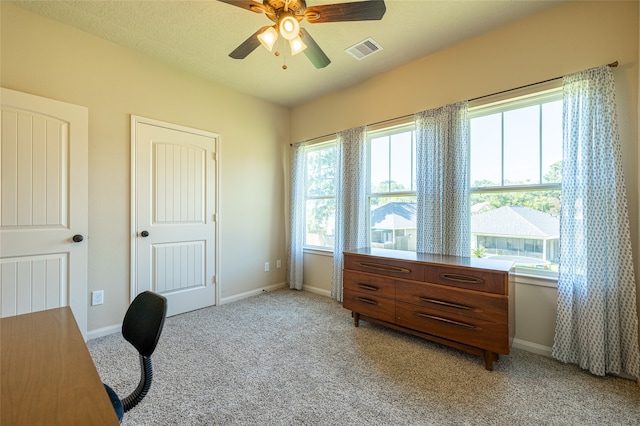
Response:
[[303, 247, 334, 257]]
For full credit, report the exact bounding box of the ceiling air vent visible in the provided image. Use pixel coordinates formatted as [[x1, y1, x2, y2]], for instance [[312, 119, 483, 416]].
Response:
[[345, 37, 383, 60]]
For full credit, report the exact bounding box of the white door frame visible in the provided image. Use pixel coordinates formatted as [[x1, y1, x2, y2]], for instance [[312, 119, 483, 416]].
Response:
[[130, 115, 219, 306]]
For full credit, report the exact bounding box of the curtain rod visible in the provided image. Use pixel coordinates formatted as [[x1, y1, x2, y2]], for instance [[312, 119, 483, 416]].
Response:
[[291, 61, 618, 146], [469, 61, 618, 102]]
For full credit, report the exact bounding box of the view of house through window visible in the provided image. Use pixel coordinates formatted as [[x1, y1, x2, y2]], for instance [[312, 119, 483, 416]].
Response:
[[470, 89, 562, 276], [302, 89, 562, 278], [368, 124, 416, 251]]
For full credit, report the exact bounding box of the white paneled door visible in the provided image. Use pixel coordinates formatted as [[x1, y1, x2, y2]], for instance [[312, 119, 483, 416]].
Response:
[[0, 88, 88, 338], [132, 116, 218, 316]]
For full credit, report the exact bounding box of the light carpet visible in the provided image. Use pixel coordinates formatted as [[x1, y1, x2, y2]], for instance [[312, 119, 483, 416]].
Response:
[[88, 288, 640, 425]]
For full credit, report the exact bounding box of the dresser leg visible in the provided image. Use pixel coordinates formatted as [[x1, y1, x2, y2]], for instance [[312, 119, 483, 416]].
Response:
[[484, 351, 496, 371], [353, 312, 360, 327]]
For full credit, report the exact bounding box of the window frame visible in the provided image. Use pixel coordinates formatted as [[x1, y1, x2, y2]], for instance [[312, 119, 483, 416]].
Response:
[[366, 121, 417, 252], [303, 140, 337, 251], [469, 86, 563, 280]]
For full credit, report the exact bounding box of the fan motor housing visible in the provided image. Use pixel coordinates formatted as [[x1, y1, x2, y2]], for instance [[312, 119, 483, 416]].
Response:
[[267, 0, 306, 16]]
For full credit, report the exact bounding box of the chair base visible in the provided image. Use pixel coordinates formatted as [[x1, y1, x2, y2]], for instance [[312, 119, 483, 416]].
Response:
[[104, 383, 124, 422]]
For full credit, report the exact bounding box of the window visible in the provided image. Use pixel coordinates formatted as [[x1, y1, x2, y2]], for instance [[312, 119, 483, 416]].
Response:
[[304, 142, 336, 249], [301, 87, 563, 279], [367, 123, 417, 252], [469, 88, 562, 276]]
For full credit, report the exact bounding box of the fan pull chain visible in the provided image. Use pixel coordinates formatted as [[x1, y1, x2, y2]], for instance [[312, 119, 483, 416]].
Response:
[[274, 36, 288, 70]]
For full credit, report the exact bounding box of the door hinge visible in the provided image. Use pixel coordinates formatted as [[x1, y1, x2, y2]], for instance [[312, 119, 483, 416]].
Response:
[[212, 152, 216, 161], [212, 214, 216, 222], [212, 275, 216, 284]]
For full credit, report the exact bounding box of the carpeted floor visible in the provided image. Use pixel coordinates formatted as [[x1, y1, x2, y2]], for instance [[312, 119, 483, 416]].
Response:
[[88, 288, 640, 425]]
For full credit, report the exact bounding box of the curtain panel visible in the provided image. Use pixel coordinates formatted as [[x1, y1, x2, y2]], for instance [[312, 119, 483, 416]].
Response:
[[415, 102, 470, 257], [331, 126, 368, 302], [552, 65, 640, 379], [287, 142, 307, 290]]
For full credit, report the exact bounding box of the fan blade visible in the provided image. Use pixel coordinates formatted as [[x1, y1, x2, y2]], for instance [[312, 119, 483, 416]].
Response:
[[300, 28, 331, 69], [229, 26, 271, 59], [217, 0, 266, 14], [305, 1, 386, 23]]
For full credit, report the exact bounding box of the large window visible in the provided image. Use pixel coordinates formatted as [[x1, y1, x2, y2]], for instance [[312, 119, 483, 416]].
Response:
[[301, 88, 563, 280], [469, 88, 562, 276], [304, 142, 336, 249], [367, 123, 417, 252]]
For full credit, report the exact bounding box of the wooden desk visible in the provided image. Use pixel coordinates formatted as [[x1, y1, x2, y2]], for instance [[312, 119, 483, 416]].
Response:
[[1, 307, 120, 425]]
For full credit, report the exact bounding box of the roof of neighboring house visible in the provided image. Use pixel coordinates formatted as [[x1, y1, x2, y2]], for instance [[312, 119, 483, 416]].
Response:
[[371, 202, 416, 230], [471, 202, 492, 214], [471, 206, 559, 238], [370, 203, 559, 238]]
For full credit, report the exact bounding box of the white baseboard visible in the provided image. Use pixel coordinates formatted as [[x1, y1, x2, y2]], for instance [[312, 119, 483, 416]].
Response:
[[512, 338, 553, 357], [303, 285, 331, 298], [87, 324, 121, 341], [219, 282, 287, 305]]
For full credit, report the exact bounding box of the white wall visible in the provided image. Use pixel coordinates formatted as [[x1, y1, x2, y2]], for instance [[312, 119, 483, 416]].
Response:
[[290, 1, 640, 352], [1, 3, 290, 332]]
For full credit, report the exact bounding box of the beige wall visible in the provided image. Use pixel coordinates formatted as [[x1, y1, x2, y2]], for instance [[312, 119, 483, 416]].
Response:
[[292, 1, 640, 351], [1, 3, 289, 332]]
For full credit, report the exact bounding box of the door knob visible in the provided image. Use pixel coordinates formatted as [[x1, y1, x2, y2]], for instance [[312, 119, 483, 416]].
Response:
[[140, 231, 150, 237], [72, 234, 84, 243]]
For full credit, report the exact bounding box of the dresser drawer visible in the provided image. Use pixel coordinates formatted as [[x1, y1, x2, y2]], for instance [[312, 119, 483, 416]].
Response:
[[396, 281, 507, 323], [343, 270, 395, 299], [343, 287, 395, 324], [396, 302, 509, 354], [424, 266, 507, 295], [344, 254, 424, 281]]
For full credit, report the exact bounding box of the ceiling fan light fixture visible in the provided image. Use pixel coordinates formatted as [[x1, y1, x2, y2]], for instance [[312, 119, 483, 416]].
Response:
[[279, 13, 299, 41], [289, 36, 307, 55], [257, 26, 278, 51]]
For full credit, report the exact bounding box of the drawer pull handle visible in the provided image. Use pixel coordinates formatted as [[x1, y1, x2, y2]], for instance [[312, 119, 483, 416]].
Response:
[[440, 273, 484, 285], [418, 297, 475, 311], [357, 283, 379, 291], [358, 262, 411, 274], [414, 312, 477, 329], [355, 297, 378, 306]]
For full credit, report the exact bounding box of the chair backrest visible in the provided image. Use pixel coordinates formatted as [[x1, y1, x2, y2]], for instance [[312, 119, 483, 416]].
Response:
[[122, 291, 167, 357]]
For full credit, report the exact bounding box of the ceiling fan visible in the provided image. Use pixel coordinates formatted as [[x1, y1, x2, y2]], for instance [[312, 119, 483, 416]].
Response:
[[218, 0, 386, 69]]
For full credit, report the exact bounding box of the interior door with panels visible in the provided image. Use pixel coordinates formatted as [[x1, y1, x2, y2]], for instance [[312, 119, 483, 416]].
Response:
[[0, 88, 88, 338], [132, 116, 218, 316]]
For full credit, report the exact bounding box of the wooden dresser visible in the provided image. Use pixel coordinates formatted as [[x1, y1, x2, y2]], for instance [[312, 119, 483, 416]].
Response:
[[343, 248, 515, 370]]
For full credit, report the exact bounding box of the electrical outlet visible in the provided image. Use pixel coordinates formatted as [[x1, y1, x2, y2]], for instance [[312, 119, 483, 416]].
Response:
[[92, 290, 104, 306], [276, 259, 281, 269], [264, 262, 270, 272]]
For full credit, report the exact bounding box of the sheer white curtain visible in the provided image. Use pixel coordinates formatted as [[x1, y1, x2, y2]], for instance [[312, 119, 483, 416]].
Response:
[[287, 142, 307, 290], [414, 102, 469, 256], [552, 65, 640, 379], [331, 126, 368, 301]]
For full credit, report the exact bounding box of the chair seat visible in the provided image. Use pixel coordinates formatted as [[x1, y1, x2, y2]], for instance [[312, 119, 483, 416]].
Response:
[[104, 383, 124, 422]]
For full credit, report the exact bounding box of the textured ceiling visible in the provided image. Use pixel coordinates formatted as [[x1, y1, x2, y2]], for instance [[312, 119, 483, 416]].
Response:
[[10, 0, 563, 108]]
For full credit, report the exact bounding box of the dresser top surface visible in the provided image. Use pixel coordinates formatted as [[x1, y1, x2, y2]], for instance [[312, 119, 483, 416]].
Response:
[[344, 248, 514, 273]]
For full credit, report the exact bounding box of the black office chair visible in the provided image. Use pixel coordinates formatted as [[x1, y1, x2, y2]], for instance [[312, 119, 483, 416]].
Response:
[[103, 291, 167, 423]]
